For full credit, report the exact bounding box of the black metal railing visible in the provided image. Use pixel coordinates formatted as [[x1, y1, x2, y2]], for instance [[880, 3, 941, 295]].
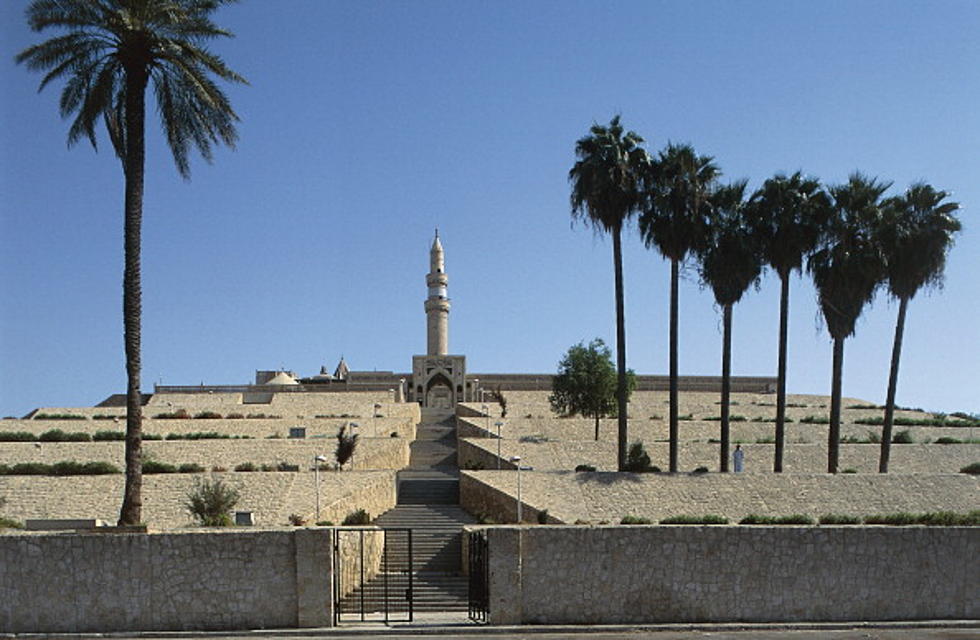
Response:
[[468, 530, 489, 622]]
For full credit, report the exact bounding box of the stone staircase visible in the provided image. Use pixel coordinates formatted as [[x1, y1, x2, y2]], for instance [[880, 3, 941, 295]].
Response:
[[337, 408, 475, 615]]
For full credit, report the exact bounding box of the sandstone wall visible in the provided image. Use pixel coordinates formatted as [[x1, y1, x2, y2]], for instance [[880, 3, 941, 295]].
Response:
[[0, 528, 334, 632], [483, 525, 979, 624], [460, 470, 980, 525], [0, 470, 395, 529]]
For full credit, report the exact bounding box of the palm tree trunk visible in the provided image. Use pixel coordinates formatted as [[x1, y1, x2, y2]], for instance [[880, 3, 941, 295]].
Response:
[[774, 273, 789, 472], [669, 258, 679, 473], [879, 296, 908, 473], [828, 336, 845, 474], [118, 68, 148, 526], [720, 303, 732, 472], [612, 225, 628, 471]]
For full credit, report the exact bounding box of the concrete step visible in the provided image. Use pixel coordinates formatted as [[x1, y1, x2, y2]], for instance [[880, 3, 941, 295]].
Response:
[[338, 573, 468, 613]]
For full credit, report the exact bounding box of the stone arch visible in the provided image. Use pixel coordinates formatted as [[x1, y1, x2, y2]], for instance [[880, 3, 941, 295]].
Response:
[[425, 372, 454, 409]]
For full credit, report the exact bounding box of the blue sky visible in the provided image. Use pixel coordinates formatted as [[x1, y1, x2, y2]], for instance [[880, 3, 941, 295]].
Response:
[[1, 1, 978, 417]]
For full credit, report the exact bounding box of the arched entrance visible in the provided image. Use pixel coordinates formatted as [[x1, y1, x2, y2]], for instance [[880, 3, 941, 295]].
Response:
[[425, 372, 454, 409]]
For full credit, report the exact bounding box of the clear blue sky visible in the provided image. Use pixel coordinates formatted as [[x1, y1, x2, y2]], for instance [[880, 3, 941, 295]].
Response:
[[2, 1, 978, 417]]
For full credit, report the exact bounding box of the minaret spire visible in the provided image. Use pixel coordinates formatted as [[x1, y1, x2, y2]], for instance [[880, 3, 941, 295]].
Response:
[[425, 230, 450, 355]]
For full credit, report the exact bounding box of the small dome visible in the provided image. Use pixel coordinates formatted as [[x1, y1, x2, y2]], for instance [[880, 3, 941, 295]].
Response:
[[265, 371, 299, 385]]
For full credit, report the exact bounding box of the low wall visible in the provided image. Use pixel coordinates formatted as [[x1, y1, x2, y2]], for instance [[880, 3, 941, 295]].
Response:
[[460, 472, 543, 524], [0, 528, 333, 633], [483, 525, 980, 625], [458, 439, 517, 473]]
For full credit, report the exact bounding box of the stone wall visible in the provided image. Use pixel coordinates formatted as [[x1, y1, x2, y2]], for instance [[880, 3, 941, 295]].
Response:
[[0, 470, 395, 529], [460, 470, 980, 525], [0, 528, 334, 632], [335, 527, 385, 599], [482, 525, 980, 624], [458, 438, 517, 473]]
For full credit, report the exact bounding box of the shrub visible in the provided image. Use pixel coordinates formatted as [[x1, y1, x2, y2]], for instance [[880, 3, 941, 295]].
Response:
[[0, 517, 23, 529], [0, 431, 34, 442], [677, 414, 693, 421], [935, 437, 962, 444], [35, 413, 87, 420], [740, 514, 814, 525], [624, 441, 654, 472], [234, 462, 258, 472], [6, 462, 49, 475], [39, 429, 91, 442], [144, 433, 163, 440], [891, 429, 914, 444], [865, 512, 917, 525], [960, 462, 980, 475], [92, 414, 121, 420], [537, 509, 550, 524], [847, 403, 880, 409], [841, 468, 858, 474], [154, 409, 190, 419], [819, 514, 861, 525], [178, 463, 206, 473], [660, 514, 728, 525], [390, 431, 399, 437], [93, 430, 126, 441], [620, 515, 652, 525], [51, 461, 120, 475], [194, 411, 223, 419], [289, 514, 307, 526], [226, 412, 244, 419], [692, 466, 709, 474], [755, 436, 775, 444], [277, 461, 300, 472], [185, 478, 239, 527], [335, 425, 358, 470], [800, 415, 829, 424], [575, 464, 597, 472], [342, 509, 371, 526], [143, 460, 178, 474], [315, 520, 334, 526]]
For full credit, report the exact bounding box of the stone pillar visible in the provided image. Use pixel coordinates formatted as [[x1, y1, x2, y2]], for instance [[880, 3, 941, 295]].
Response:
[[487, 527, 523, 625]]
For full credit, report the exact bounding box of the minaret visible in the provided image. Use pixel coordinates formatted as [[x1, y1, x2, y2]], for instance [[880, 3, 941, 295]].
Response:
[[424, 229, 450, 355]]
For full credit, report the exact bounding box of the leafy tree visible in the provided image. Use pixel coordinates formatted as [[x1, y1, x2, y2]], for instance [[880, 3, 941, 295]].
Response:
[[185, 478, 239, 527], [877, 184, 960, 472], [335, 425, 359, 470], [550, 339, 636, 440], [809, 173, 890, 473], [569, 116, 650, 470], [697, 181, 763, 471], [17, 0, 246, 525], [639, 143, 720, 472], [747, 172, 831, 471]]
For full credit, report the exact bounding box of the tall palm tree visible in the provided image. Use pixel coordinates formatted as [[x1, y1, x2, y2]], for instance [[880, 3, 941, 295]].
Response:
[[18, 0, 246, 525], [569, 116, 650, 471], [697, 181, 763, 471], [877, 184, 961, 472], [639, 143, 719, 473], [808, 173, 889, 474], [747, 172, 830, 472]]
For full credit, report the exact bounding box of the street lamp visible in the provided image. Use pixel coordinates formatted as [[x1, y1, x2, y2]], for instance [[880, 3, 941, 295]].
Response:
[[482, 404, 489, 432], [314, 454, 327, 521], [495, 421, 504, 470], [510, 455, 522, 523], [373, 403, 382, 436]]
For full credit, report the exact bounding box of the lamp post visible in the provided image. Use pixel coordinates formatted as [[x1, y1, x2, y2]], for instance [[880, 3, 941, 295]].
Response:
[[314, 454, 327, 521], [473, 378, 479, 402], [495, 421, 504, 470], [482, 404, 489, 432], [373, 403, 382, 436], [510, 455, 522, 523]]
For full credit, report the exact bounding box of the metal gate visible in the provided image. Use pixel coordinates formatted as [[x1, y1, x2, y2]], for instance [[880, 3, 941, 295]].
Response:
[[467, 530, 489, 622], [333, 528, 413, 624]]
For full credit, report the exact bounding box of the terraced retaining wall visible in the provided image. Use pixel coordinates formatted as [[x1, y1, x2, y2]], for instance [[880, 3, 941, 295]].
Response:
[[481, 525, 980, 625]]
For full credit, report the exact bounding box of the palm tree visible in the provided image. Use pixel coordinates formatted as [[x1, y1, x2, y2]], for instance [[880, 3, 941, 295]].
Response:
[[639, 143, 719, 473], [17, 0, 246, 525], [808, 173, 889, 474], [697, 181, 763, 471], [747, 172, 830, 472], [569, 116, 650, 471], [877, 184, 961, 472]]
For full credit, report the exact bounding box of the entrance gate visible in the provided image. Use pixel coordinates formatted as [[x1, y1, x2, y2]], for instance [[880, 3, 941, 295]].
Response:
[[467, 530, 489, 622], [333, 528, 414, 624]]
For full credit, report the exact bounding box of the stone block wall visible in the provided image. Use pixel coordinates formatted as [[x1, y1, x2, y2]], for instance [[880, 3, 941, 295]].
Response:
[[484, 525, 980, 625], [0, 528, 334, 633], [458, 439, 517, 473]]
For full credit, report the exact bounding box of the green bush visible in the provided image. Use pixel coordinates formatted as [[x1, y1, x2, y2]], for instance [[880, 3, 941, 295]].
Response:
[[315, 520, 334, 526], [755, 436, 775, 444], [166, 431, 238, 441], [39, 429, 91, 442], [194, 411, 223, 419], [864, 511, 980, 526], [819, 514, 861, 525], [960, 462, 980, 475], [143, 460, 178, 474], [277, 461, 299, 472], [92, 414, 121, 420], [660, 514, 728, 525], [740, 514, 814, 525], [0, 461, 121, 476], [574, 464, 596, 472], [178, 463, 206, 473], [865, 512, 917, 525], [0, 431, 34, 442], [5, 462, 49, 475], [800, 415, 829, 424], [234, 462, 258, 472], [342, 509, 371, 526], [185, 478, 239, 527], [93, 430, 126, 441], [935, 437, 962, 444], [35, 413, 87, 420], [154, 410, 190, 419], [624, 441, 654, 472], [289, 514, 307, 526], [847, 404, 880, 410], [892, 429, 914, 444], [0, 517, 23, 529], [692, 466, 709, 474], [226, 413, 244, 419], [620, 515, 652, 525], [537, 509, 550, 524]]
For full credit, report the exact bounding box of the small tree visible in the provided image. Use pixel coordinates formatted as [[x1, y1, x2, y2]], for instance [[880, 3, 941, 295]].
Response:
[[488, 385, 508, 418], [550, 339, 636, 440], [335, 425, 358, 470], [185, 478, 239, 527]]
